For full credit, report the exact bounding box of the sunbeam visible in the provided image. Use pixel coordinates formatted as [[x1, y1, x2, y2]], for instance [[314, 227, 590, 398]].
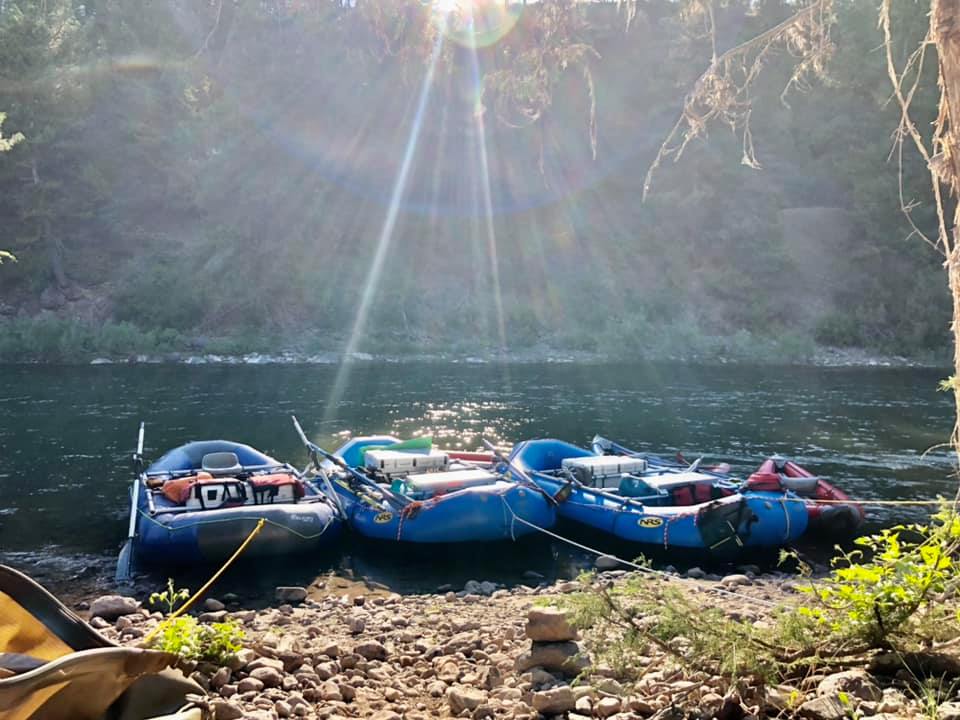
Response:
[[467, 28, 507, 353], [322, 32, 446, 425]]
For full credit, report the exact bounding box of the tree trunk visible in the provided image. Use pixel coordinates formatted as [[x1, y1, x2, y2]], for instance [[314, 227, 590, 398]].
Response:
[[932, 0, 960, 465], [30, 158, 67, 289]]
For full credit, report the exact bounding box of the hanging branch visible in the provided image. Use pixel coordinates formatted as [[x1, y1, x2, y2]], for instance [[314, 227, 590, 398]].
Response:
[[642, 0, 835, 200], [482, 0, 600, 165]]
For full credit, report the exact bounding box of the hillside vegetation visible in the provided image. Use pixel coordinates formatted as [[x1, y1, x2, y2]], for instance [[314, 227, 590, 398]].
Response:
[[0, 0, 948, 362]]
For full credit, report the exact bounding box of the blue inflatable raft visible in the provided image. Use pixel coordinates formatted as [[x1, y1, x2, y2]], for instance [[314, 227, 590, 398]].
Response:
[[309, 435, 556, 543], [509, 439, 808, 556], [123, 438, 341, 571]]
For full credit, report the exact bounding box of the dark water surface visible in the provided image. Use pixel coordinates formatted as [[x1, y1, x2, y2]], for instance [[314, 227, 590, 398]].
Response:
[[0, 363, 955, 596]]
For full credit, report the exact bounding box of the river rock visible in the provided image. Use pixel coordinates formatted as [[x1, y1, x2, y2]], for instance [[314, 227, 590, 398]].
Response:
[[628, 697, 656, 716], [595, 696, 622, 717], [319, 680, 342, 701], [877, 689, 906, 714], [212, 700, 244, 720], [237, 677, 264, 693], [210, 666, 231, 689], [90, 616, 111, 630], [765, 685, 800, 711], [275, 586, 308, 604], [90, 595, 139, 620], [317, 641, 340, 658], [685, 567, 706, 579], [247, 657, 284, 673], [353, 640, 388, 660], [371, 711, 402, 720], [204, 597, 226, 612], [799, 695, 847, 720], [719, 574, 752, 587], [532, 686, 576, 715], [447, 685, 487, 713], [347, 614, 366, 634], [817, 670, 882, 702], [515, 641, 589, 675], [595, 555, 620, 570], [939, 703, 960, 720], [525, 607, 577, 642], [250, 666, 283, 688]]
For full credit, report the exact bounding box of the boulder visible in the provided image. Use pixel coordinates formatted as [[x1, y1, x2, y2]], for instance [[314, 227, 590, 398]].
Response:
[[817, 670, 882, 703], [719, 574, 752, 587], [515, 641, 590, 675], [90, 595, 139, 621], [275, 586, 308, 604], [525, 607, 577, 642], [685, 567, 706, 579], [447, 685, 487, 713], [532, 686, 576, 715]]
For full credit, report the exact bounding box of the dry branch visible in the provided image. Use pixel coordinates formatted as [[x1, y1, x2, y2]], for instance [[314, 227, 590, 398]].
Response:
[[642, 0, 835, 200]]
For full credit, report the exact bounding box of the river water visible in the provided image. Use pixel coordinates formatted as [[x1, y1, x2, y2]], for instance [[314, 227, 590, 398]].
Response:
[[0, 363, 955, 597]]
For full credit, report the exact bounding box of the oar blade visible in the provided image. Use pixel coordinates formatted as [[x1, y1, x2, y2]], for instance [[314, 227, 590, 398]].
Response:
[[115, 540, 134, 583]]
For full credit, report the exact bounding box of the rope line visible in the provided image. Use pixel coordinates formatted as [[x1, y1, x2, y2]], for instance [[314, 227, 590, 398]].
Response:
[[770, 497, 957, 507], [498, 497, 781, 609], [140, 518, 266, 646]]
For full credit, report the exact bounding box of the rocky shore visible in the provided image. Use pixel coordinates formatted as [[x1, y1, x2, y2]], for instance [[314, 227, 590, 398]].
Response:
[[76, 346, 939, 369], [81, 569, 949, 720]]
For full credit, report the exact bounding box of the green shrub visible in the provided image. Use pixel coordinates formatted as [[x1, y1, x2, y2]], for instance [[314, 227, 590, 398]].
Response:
[[794, 506, 960, 647], [557, 509, 960, 686], [0, 316, 187, 361], [147, 579, 244, 663], [149, 615, 245, 663]]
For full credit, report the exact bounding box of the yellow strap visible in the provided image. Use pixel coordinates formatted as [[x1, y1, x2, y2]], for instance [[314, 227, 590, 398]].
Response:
[[141, 518, 265, 646]]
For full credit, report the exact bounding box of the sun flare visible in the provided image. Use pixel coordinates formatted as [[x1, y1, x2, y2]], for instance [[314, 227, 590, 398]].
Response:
[[431, 0, 522, 48]]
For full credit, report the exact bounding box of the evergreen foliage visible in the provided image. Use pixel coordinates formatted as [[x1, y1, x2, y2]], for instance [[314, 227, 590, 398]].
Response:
[[0, 0, 948, 359]]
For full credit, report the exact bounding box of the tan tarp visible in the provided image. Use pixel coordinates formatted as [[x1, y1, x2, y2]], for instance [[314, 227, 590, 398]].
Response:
[[0, 566, 205, 720]]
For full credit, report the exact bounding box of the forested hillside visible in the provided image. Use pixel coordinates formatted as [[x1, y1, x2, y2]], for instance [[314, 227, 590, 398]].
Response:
[[0, 0, 947, 362]]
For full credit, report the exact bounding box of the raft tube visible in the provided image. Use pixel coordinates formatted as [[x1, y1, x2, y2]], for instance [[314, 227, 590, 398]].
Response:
[[748, 457, 864, 535], [510, 439, 808, 555], [326, 437, 556, 543], [133, 440, 341, 567]]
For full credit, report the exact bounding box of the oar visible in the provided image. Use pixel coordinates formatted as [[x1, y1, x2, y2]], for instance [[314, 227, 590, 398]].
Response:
[[481, 439, 559, 506], [115, 421, 144, 583], [291, 416, 410, 510], [592, 435, 683, 469], [594, 435, 727, 479]]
